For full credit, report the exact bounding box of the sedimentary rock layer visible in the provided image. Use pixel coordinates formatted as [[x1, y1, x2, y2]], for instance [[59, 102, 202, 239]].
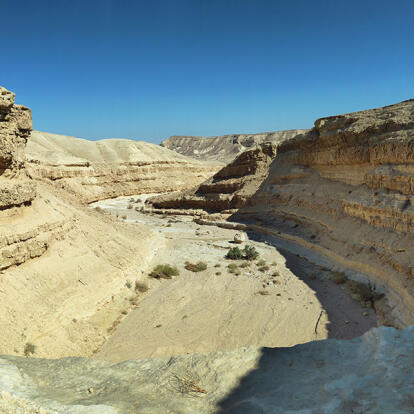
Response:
[[0, 87, 164, 358], [161, 129, 307, 162], [233, 99, 414, 326], [26, 131, 221, 203], [150, 142, 277, 212]]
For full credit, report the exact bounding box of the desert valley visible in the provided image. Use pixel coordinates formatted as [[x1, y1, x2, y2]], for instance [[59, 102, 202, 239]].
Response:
[[1, 84, 414, 413]]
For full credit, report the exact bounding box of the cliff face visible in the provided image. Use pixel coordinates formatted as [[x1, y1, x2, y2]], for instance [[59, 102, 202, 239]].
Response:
[[161, 129, 307, 162], [0, 87, 165, 358], [26, 131, 220, 203], [234, 99, 414, 326], [150, 142, 277, 212], [0, 86, 35, 209]]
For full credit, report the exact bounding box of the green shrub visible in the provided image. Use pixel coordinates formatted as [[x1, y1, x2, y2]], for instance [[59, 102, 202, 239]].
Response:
[[225, 247, 244, 260], [331, 272, 348, 285], [185, 261, 207, 272], [225, 245, 259, 261], [346, 280, 373, 302], [244, 245, 259, 261], [149, 264, 179, 279], [24, 342, 36, 357]]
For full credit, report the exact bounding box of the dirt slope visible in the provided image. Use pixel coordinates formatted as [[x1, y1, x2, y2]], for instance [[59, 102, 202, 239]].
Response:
[[26, 131, 221, 203]]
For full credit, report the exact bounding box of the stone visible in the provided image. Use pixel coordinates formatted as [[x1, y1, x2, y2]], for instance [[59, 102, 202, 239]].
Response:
[[233, 233, 246, 244]]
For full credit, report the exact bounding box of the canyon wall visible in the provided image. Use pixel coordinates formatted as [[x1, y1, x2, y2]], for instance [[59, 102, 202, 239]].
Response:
[[26, 131, 221, 203], [150, 142, 277, 213], [233, 99, 414, 326], [161, 129, 307, 162], [0, 87, 164, 358]]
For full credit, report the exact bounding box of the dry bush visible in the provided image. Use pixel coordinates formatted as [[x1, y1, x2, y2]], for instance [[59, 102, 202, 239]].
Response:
[[216, 271, 222, 276], [258, 265, 270, 273], [244, 245, 259, 260], [135, 281, 149, 293], [169, 371, 207, 396], [24, 342, 36, 357], [185, 261, 207, 272], [127, 204, 133, 209], [121, 214, 127, 220], [149, 264, 179, 279], [240, 262, 250, 268], [256, 259, 267, 267], [257, 290, 270, 296]]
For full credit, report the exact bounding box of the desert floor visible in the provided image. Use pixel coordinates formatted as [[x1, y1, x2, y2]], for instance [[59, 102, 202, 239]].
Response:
[[90, 195, 377, 363]]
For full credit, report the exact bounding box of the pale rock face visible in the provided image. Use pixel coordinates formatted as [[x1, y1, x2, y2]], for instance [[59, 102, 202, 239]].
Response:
[[233, 232, 246, 243], [0, 327, 413, 413], [161, 129, 307, 162], [233, 98, 414, 326]]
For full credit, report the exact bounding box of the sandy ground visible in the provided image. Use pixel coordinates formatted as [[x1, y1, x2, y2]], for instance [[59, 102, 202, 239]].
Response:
[[90, 195, 377, 363]]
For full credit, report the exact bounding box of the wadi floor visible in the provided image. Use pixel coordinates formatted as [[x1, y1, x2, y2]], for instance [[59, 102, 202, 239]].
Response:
[[90, 195, 377, 363]]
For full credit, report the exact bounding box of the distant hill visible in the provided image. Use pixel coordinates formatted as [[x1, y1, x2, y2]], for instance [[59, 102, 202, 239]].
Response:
[[161, 129, 308, 162]]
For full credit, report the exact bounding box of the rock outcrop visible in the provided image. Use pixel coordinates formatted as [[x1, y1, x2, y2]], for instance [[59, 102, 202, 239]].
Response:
[[161, 129, 307, 162], [0, 88, 165, 358], [26, 131, 221, 203], [150, 142, 277, 212], [233, 99, 414, 326], [0, 86, 35, 210], [0, 326, 413, 413]]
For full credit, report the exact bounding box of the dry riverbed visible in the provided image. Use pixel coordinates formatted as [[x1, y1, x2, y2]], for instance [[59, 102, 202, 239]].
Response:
[[90, 195, 377, 363]]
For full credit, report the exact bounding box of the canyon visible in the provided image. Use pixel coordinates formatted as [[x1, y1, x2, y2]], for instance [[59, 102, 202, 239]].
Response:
[[1, 85, 414, 413], [161, 129, 307, 162]]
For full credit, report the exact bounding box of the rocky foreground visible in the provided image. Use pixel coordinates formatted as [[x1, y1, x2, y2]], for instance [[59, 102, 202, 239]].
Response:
[[1, 327, 413, 413]]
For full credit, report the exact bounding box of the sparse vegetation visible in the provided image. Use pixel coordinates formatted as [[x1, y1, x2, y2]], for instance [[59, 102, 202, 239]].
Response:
[[345, 280, 373, 302], [216, 271, 222, 276], [214, 264, 221, 268], [257, 290, 270, 296], [24, 342, 36, 357], [169, 371, 207, 395], [331, 271, 348, 285], [225, 246, 244, 260], [149, 264, 179, 279], [258, 265, 270, 273], [244, 245, 259, 261], [225, 245, 259, 261], [121, 214, 127, 220], [272, 271, 279, 277], [185, 261, 207, 272], [135, 280, 149, 293]]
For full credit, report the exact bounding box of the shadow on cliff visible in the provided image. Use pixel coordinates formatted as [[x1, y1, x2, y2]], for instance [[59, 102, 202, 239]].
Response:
[[228, 152, 376, 341]]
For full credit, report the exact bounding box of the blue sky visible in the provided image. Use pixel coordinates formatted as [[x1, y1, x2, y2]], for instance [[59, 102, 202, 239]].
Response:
[[2, 0, 413, 143]]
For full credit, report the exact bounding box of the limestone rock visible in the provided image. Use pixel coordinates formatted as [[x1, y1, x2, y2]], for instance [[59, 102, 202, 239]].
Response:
[[0, 327, 413, 413], [233, 232, 246, 244], [161, 128, 307, 162], [233, 98, 414, 326], [149, 142, 277, 212], [26, 131, 221, 203]]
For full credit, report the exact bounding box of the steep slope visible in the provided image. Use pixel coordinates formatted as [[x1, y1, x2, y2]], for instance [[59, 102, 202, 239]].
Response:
[[161, 129, 307, 162], [0, 326, 413, 413], [26, 131, 221, 203], [233, 98, 414, 326], [150, 142, 277, 212], [0, 87, 164, 358]]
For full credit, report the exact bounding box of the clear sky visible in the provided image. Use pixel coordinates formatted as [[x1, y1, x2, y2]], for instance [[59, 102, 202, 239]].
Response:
[[2, 0, 413, 143]]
